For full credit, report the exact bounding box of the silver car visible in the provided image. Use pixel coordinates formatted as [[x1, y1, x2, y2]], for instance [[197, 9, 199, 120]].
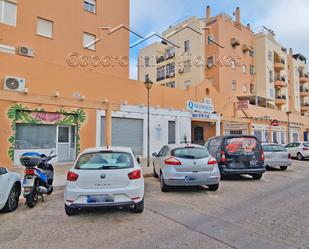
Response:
[[262, 143, 292, 170], [152, 144, 220, 192]]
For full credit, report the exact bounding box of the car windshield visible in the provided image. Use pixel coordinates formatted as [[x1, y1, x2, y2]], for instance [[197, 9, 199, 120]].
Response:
[[224, 137, 259, 155], [262, 145, 286, 152], [171, 147, 209, 159], [75, 152, 134, 170]]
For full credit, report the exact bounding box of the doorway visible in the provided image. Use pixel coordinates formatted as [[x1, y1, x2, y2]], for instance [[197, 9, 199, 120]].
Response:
[[57, 126, 76, 162], [193, 127, 204, 145]]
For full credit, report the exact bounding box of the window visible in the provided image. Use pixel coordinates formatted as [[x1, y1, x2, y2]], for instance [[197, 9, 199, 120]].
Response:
[[0, 0, 17, 26], [231, 59, 236, 70], [269, 70, 274, 82], [249, 50, 254, 57], [165, 82, 176, 88], [171, 147, 210, 159], [156, 66, 165, 81], [83, 32, 96, 50], [254, 130, 263, 141], [268, 51, 273, 61], [37, 18, 53, 38], [165, 47, 175, 59], [232, 80, 237, 90], [58, 127, 69, 143], [243, 84, 247, 93], [144, 57, 150, 67], [168, 121, 176, 144], [273, 132, 278, 144], [84, 0, 96, 13], [269, 88, 274, 98], [242, 65, 247, 73], [15, 124, 56, 150], [207, 56, 214, 68], [208, 34, 214, 44], [184, 60, 191, 73], [249, 65, 255, 75], [280, 131, 286, 144], [166, 62, 175, 78], [184, 40, 191, 52]]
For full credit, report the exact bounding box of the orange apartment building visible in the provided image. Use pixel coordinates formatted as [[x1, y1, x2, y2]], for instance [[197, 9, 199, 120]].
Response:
[[1, 1, 309, 167]]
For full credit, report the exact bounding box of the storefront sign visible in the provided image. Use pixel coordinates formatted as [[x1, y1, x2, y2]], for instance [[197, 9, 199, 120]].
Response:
[[271, 120, 279, 127], [186, 100, 214, 113], [192, 113, 218, 120], [224, 122, 248, 131], [236, 100, 249, 111]]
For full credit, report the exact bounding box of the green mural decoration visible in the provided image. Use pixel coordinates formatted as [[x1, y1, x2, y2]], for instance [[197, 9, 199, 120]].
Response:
[[6, 104, 86, 161]]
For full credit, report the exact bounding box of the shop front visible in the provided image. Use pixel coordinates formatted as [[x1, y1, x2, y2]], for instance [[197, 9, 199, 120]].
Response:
[[96, 105, 191, 156]]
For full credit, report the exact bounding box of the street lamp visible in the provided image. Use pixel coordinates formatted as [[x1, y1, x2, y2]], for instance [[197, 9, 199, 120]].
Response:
[[144, 79, 153, 167], [287, 111, 292, 144]]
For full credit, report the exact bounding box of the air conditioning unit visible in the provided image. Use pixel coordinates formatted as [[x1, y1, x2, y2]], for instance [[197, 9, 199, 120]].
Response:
[[178, 68, 184, 73], [4, 76, 26, 92], [18, 46, 34, 57]]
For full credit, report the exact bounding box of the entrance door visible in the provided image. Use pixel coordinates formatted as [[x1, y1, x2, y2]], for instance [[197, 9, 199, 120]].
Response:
[[193, 127, 204, 145], [57, 126, 71, 162]]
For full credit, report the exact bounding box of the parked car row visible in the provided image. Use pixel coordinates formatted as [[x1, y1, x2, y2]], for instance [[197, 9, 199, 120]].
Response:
[[0, 135, 300, 215]]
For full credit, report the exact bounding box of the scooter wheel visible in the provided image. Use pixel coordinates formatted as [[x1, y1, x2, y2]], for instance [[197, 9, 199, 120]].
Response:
[[47, 186, 53, 195], [26, 189, 38, 208]]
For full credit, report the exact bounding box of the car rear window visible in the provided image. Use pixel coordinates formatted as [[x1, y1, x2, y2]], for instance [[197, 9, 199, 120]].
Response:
[[171, 147, 209, 159], [75, 152, 134, 170], [262, 145, 286, 152], [224, 137, 260, 155]]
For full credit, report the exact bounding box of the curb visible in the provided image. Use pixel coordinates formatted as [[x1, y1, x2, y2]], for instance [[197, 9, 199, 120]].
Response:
[[53, 173, 154, 191]]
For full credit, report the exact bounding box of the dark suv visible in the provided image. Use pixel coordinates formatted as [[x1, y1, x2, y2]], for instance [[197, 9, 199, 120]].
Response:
[[205, 135, 266, 179]]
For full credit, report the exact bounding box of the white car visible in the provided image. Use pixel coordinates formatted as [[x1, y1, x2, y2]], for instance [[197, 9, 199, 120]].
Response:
[[0, 167, 21, 212], [64, 147, 144, 216], [285, 142, 309, 160]]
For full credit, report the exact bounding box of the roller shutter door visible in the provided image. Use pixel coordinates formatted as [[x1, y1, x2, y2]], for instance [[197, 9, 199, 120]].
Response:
[[100, 117, 143, 155]]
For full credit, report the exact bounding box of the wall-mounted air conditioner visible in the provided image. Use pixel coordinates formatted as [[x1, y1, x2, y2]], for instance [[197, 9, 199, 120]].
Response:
[[3, 76, 26, 92], [18, 46, 35, 57]]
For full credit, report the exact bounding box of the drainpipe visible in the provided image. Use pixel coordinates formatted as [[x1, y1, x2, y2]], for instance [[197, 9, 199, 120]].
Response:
[[105, 103, 112, 147]]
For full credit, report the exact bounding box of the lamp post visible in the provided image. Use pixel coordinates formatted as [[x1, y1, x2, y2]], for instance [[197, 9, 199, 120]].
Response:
[[144, 79, 153, 167], [287, 111, 292, 144]]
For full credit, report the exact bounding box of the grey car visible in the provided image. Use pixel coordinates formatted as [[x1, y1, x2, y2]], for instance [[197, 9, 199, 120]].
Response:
[[262, 143, 292, 170], [152, 144, 220, 192]]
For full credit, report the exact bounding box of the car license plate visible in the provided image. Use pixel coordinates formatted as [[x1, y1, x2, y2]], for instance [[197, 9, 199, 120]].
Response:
[[185, 176, 196, 181], [249, 160, 258, 166], [87, 195, 114, 203]]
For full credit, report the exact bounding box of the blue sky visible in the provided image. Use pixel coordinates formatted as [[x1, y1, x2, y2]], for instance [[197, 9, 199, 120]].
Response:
[[129, 0, 309, 79]]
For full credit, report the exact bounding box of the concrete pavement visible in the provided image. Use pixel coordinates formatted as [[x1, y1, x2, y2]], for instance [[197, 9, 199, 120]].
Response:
[[1, 160, 309, 249]]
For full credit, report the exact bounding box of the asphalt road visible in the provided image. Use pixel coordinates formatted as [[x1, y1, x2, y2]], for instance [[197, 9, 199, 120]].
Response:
[[1, 160, 309, 249]]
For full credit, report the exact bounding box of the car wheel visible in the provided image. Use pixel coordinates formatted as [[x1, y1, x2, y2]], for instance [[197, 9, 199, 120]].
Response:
[[65, 205, 78, 216], [250, 173, 263, 180], [153, 164, 158, 178], [280, 166, 288, 171], [160, 173, 169, 192], [132, 198, 144, 213], [3, 183, 20, 212], [297, 153, 303, 161], [208, 184, 219, 192]]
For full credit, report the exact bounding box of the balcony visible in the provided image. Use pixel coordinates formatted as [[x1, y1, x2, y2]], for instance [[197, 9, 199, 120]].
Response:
[[275, 95, 287, 105], [274, 59, 285, 71], [301, 103, 309, 112], [300, 86, 309, 97], [156, 56, 165, 64], [300, 74, 308, 84], [274, 76, 287, 88]]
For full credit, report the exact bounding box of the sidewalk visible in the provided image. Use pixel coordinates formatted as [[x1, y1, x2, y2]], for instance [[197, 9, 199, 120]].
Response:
[[11, 159, 154, 189]]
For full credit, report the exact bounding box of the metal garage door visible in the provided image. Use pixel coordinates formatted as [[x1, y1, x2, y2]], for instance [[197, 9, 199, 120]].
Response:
[[100, 117, 143, 155]]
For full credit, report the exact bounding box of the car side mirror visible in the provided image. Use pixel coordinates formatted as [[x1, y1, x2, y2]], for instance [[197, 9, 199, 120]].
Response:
[[0, 167, 8, 175], [137, 157, 141, 164], [152, 152, 158, 157]]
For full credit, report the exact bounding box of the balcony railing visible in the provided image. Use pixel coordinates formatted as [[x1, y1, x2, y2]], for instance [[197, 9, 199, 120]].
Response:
[[156, 56, 165, 64], [276, 95, 286, 100]]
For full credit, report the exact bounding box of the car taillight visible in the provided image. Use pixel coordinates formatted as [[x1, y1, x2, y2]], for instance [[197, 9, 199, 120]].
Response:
[[260, 151, 265, 161], [128, 169, 141, 180], [288, 153, 291, 159], [220, 151, 227, 163], [164, 157, 181, 166], [67, 171, 79, 182], [25, 169, 35, 175], [208, 158, 217, 165], [303, 148, 309, 151]]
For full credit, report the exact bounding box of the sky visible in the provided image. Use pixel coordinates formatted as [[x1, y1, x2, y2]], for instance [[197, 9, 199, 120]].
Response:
[[129, 0, 309, 79]]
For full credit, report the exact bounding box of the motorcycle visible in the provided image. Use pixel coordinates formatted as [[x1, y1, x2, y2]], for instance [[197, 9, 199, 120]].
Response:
[[20, 151, 56, 208]]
